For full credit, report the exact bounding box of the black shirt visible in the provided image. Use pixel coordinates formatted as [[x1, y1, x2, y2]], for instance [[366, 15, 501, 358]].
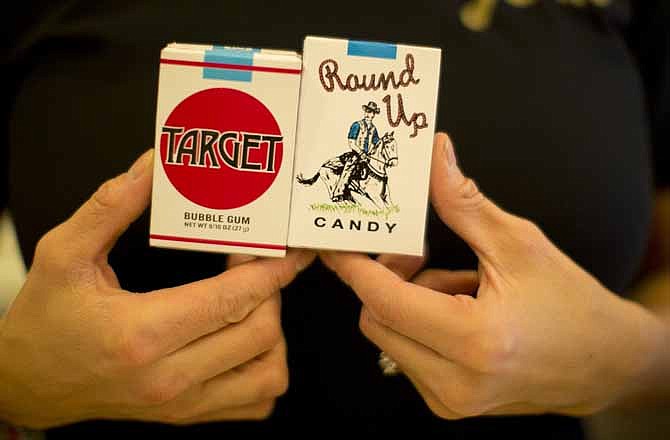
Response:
[[3, 0, 668, 437]]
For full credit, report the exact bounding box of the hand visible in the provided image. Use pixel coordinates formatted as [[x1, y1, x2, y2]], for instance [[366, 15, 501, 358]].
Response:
[[321, 133, 669, 419], [0, 150, 315, 428]]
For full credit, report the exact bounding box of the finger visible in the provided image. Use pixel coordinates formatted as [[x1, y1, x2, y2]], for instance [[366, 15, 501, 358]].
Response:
[[360, 306, 473, 383], [100, 262, 121, 288], [412, 269, 479, 295], [133, 249, 314, 358], [152, 295, 282, 386], [172, 339, 288, 420], [410, 373, 542, 419], [429, 133, 516, 265], [360, 307, 496, 417], [321, 251, 479, 353], [405, 373, 464, 420], [169, 400, 276, 424], [482, 402, 547, 416], [56, 149, 153, 260], [482, 401, 597, 417], [359, 306, 450, 379], [226, 254, 257, 270], [376, 253, 426, 280]]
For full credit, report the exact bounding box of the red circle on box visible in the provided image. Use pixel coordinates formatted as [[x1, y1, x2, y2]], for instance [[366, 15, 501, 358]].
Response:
[[160, 88, 283, 209]]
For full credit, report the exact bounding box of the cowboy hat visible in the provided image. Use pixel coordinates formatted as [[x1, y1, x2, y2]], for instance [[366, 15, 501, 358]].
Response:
[[362, 101, 380, 114]]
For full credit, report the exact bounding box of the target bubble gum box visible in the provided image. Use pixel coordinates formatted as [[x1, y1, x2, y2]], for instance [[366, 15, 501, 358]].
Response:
[[288, 36, 442, 256], [149, 43, 302, 257]]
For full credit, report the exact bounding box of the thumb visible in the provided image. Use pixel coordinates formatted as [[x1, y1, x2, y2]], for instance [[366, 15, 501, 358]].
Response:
[[57, 149, 154, 260], [430, 133, 517, 263]]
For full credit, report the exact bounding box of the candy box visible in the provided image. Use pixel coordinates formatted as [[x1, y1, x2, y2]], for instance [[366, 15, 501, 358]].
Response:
[[149, 43, 302, 257], [288, 36, 442, 256]]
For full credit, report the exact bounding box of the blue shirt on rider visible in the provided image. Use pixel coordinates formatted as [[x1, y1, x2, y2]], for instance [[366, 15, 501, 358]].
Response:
[[348, 120, 379, 153]]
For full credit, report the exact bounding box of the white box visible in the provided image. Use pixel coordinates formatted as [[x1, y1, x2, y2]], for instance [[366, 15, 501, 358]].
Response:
[[288, 36, 442, 256], [149, 43, 302, 257]]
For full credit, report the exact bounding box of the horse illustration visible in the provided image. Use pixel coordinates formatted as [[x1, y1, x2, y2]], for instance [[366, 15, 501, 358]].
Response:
[[296, 131, 398, 208]]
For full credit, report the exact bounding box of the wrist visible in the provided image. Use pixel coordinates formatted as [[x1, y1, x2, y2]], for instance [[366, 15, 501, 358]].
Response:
[[634, 316, 670, 404], [0, 324, 16, 424], [0, 422, 43, 440], [0, 323, 24, 427], [611, 300, 670, 409]]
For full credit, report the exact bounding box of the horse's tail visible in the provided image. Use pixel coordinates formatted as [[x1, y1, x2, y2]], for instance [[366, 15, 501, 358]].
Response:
[[296, 171, 320, 185]]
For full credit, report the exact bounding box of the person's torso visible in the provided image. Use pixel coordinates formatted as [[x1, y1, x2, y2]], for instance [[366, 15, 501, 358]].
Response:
[[7, 0, 651, 436]]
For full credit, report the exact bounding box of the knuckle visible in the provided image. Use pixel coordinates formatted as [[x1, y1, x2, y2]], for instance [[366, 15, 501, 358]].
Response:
[[510, 217, 550, 254], [159, 407, 192, 425], [434, 380, 484, 418], [108, 323, 159, 369], [260, 361, 290, 399], [91, 177, 123, 212], [250, 315, 283, 352], [214, 292, 251, 324], [138, 371, 189, 406], [157, 409, 184, 425], [358, 308, 375, 337], [248, 400, 277, 420], [359, 307, 385, 342], [368, 285, 408, 329], [34, 230, 56, 261], [83, 177, 125, 234], [34, 229, 96, 288], [423, 396, 462, 420], [452, 177, 486, 211], [248, 347, 290, 401], [260, 267, 284, 294], [164, 417, 189, 426], [466, 325, 518, 375], [33, 229, 67, 271], [449, 399, 485, 419], [434, 381, 461, 411], [514, 217, 541, 236], [213, 271, 279, 324], [216, 275, 276, 325], [429, 406, 461, 420]]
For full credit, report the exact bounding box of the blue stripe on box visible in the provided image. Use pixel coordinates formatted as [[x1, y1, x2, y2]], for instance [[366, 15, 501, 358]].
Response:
[[203, 47, 260, 82], [203, 68, 252, 82], [347, 40, 397, 59]]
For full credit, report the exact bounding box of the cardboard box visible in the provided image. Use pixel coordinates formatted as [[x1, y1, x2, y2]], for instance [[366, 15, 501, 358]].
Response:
[[149, 43, 302, 257], [288, 36, 442, 256]]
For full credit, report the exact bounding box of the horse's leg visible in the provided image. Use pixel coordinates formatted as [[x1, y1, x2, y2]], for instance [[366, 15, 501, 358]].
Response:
[[370, 179, 385, 209], [319, 167, 338, 201], [381, 178, 392, 206], [358, 176, 383, 209]]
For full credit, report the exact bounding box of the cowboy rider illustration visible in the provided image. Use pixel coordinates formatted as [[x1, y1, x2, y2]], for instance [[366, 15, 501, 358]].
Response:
[[332, 101, 381, 201]]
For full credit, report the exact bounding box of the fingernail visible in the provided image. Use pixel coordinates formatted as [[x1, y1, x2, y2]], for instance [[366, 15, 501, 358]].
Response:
[[129, 149, 153, 179], [443, 137, 457, 168]]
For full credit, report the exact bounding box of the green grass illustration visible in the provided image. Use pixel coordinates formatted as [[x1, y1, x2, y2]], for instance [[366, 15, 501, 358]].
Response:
[[309, 202, 400, 220]]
